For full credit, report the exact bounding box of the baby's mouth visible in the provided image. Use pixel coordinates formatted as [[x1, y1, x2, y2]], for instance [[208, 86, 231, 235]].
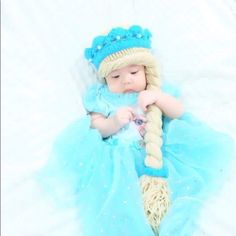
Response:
[[124, 89, 135, 93]]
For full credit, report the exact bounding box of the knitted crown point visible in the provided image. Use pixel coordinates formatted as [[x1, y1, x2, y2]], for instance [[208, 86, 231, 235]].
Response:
[[84, 25, 152, 69]]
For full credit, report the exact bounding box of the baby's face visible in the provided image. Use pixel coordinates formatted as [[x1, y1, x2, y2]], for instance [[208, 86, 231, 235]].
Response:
[[105, 65, 146, 93]]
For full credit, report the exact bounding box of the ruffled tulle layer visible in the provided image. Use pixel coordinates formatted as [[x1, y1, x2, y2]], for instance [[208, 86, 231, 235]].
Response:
[[37, 113, 234, 236]]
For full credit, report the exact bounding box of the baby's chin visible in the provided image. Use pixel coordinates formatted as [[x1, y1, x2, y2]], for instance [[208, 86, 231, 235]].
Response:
[[124, 89, 136, 93]]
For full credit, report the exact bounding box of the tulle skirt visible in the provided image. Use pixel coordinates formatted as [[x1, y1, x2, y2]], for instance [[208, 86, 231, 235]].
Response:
[[37, 113, 234, 236]]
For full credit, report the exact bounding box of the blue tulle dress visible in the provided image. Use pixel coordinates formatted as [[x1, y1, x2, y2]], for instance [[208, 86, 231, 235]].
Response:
[[38, 83, 234, 236]]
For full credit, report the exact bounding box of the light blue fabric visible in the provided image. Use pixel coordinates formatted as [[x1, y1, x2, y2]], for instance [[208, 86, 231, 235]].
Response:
[[84, 25, 152, 69], [37, 83, 234, 236]]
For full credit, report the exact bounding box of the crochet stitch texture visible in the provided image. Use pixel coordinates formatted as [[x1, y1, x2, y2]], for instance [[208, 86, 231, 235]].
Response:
[[84, 25, 152, 69]]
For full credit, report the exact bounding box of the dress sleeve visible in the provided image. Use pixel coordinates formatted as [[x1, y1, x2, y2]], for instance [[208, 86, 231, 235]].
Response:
[[82, 83, 110, 117]]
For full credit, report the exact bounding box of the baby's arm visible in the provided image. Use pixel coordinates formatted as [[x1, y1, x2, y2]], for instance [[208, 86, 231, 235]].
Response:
[[91, 107, 135, 138], [138, 90, 184, 119]]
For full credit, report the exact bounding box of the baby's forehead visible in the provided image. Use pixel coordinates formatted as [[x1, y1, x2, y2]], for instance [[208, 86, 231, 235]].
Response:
[[111, 64, 144, 74], [128, 64, 143, 69]]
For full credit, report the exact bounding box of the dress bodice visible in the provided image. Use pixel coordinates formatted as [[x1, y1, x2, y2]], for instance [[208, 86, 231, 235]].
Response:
[[83, 83, 145, 145]]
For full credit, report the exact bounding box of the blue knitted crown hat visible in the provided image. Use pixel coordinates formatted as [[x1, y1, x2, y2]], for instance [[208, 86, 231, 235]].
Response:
[[84, 25, 156, 77]]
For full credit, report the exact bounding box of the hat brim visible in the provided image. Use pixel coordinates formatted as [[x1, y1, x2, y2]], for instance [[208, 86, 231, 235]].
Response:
[[98, 48, 157, 78]]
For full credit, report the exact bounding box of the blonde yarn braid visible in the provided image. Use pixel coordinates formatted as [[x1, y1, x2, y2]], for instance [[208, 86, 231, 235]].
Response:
[[99, 48, 170, 235], [140, 176, 169, 234], [142, 59, 170, 235], [145, 61, 163, 169]]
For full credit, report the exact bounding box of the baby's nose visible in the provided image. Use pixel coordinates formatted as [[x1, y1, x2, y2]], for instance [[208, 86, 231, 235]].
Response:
[[122, 75, 132, 84]]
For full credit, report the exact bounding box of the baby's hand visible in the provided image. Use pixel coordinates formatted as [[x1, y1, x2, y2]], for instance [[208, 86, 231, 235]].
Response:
[[138, 90, 160, 112], [114, 107, 135, 128]]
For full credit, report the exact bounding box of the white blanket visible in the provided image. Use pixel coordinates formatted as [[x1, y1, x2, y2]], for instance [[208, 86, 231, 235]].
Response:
[[2, 0, 236, 235]]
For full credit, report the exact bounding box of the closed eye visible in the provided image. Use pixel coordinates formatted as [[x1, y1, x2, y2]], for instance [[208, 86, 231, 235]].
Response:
[[131, 71, 138, 75], [111, 75, 120, 79]]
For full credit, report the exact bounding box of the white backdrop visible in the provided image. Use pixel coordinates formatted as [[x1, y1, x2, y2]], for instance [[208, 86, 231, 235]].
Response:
[[2, 0, 236, 235]]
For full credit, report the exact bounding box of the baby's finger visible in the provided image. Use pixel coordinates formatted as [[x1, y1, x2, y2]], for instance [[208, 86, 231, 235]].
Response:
[[139, 102, 147, 112], [127, 107, 136, 118]]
